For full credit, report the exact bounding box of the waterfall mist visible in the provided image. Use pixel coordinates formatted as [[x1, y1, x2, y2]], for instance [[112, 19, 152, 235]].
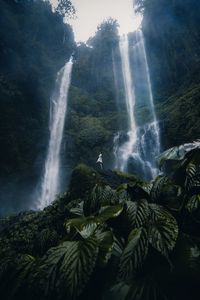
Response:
[[37, 58, 73, 209]]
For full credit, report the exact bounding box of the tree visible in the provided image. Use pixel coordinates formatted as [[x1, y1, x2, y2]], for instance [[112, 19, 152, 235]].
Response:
[[88, 18, 119, 49], [55, 0, 75, 18]]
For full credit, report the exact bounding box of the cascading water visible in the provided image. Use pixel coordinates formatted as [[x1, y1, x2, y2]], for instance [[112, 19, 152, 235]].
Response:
[[114, 35, 143, 172], [114, 31, 160, 180], [37, 58, 73, 209], [134, 30, 161, 178]]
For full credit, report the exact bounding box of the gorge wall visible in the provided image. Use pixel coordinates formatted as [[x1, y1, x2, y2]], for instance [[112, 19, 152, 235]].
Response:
[[140, 0, 200, 148], [0, 0, 75, 214]]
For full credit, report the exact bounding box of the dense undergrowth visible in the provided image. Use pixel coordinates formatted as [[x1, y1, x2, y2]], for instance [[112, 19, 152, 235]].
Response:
[[140, 0, 200, 148], [0, 142, 200, 300]]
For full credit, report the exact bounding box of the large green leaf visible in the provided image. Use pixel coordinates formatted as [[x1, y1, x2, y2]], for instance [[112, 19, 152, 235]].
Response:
[[158, 146, 186, 165], [150, 176, 170, 202], [127, 182, 151, 201], [83, 184, 102, 216], [126, 199, 149, 228], [83, 185, 120, 217], [9, 255, 35, 298], [158, 141, 200, 166], [65, 204, 124, 238], [119, 228, 149, 280], [0, 254, 35, 299], [70, 201, 84, 216], [109, 282, 130, 300], [173, 234, 200, 272], [98, 204, 124, 222], [151, 176, 182, 211], [112, 235, 125, 257], [100, 185, 120, 205], [125, 278, 168, 300], [110, 277, 168, 300], [185, 163, 197, 191], [96, 231, 114, 266], [186, 195, 200, 212], [148, 204, 178, 259], [35, 229, 59, 254], [184, 163, 200, 194], [65, 216, 101, 238], [39, 237, 99, 299]]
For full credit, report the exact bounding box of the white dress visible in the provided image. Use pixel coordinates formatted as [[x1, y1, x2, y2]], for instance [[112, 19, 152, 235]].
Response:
[[96, 154, 103, 164]]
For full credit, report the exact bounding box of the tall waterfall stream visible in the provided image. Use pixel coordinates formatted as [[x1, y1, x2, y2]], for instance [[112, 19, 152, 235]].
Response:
[[114, 30, 161, 180], [37, 59, 73, 209]]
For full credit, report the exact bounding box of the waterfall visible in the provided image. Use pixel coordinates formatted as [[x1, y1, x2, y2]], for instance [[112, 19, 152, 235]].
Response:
[[37, 58, 73, 209], [114, 31, 160, 180], [137, 29, 161, 156], [115, 35, 138, 171]]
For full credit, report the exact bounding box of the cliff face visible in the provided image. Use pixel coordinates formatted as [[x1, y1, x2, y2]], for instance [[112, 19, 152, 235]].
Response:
[[0, 0, 75, 215], [141, 0, 200, 149], [64, 19, 124, 173]]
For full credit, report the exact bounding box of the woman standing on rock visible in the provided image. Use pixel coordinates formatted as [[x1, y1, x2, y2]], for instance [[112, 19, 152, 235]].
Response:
[[96, 152, 103, 170]]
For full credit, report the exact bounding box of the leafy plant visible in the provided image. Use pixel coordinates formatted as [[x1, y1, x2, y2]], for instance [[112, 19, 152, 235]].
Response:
[[0, 143, 200, 300]]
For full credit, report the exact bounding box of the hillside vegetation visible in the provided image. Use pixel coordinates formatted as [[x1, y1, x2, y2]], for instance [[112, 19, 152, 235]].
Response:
[[1, 143, 200, 300]]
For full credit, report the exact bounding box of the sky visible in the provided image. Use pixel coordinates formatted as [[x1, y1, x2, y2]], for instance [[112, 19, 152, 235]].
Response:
[[53, 0, 142, 42]]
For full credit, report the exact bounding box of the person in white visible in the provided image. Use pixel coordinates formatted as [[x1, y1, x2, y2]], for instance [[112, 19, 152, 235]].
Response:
[[96, 152, 103, 169]]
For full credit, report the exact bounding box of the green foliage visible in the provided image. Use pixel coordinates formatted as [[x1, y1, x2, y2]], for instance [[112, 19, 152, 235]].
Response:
[[83, 184, 102, 216], [0, 0, 75, 214], [38, 237, 99, 299], [148, 204, 178, 258], [55, 0, 75, 18], [158, 142, 200, 168], [1, 144, 200, 300], [65, 202, 124, 238], [69, 164, 102, 199], [140, 0, 200, 150], [119, 228, 149, 280], [186, 195, 200, 213], [66, 18, 123, 172], [88, 18, 119, 50], [126, 199, 149, 228], [96, 231, 114, 266]]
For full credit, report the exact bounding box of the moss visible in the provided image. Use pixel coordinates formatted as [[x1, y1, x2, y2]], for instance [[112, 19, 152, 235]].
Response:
[[112, 169, 139, 183], [157, 83, 200, 149], [69, 164, 103, 199]]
